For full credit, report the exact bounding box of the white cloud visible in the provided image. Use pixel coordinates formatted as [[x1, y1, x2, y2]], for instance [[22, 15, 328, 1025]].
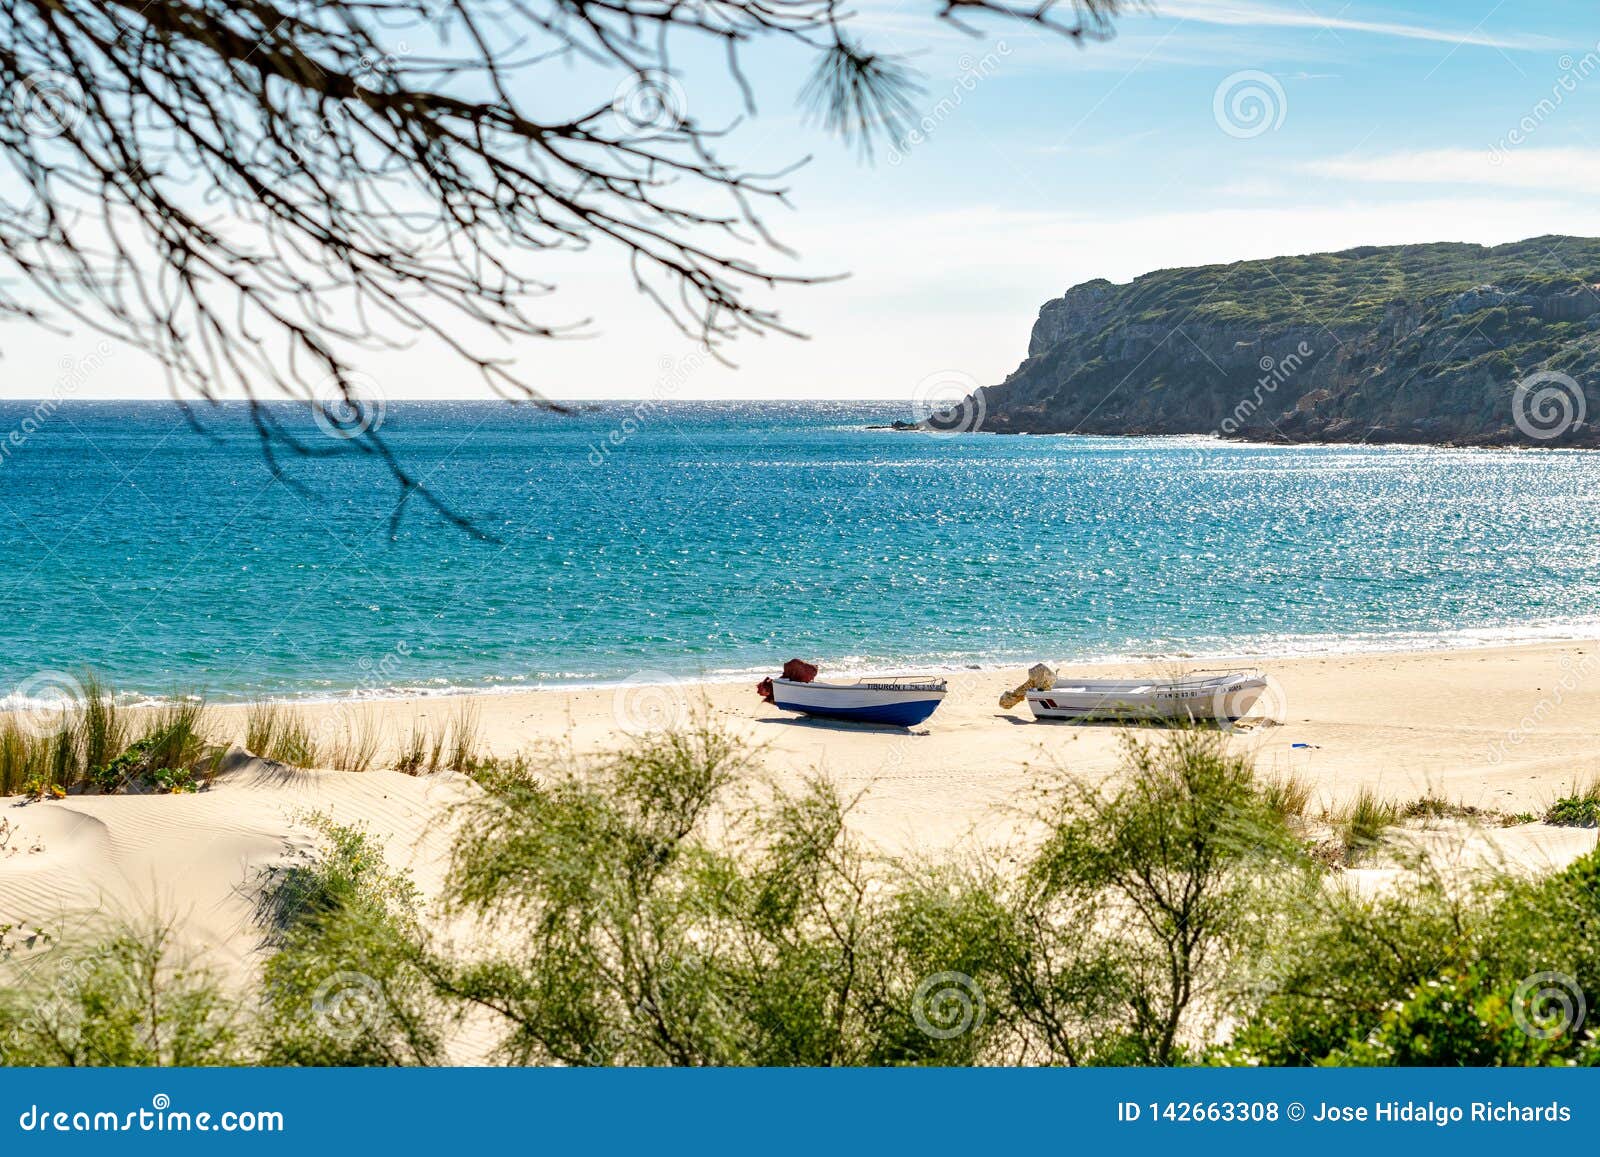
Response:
[[1305, 147, 1600, 190], [1158, 0, 1566, 52], [448, 197, 1600, 401], [25, 195, 1599, 401]]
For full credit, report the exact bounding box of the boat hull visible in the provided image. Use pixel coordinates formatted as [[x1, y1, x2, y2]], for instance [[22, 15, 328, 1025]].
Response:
[[1026, 675, 1267, 723], [770, 678, 947, 727]]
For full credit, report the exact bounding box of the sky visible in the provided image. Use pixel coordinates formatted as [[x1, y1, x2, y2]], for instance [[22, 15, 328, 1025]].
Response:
[[8, 0, 1600, 404]]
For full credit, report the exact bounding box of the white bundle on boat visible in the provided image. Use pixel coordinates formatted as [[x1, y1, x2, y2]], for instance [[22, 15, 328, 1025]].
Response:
[[999, 663, 1057, 709]]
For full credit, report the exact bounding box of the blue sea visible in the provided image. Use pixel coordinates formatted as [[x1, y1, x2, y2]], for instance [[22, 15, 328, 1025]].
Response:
[[1, 400, 1598, 704]]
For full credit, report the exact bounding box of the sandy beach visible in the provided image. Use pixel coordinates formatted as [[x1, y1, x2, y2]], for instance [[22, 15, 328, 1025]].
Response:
[[248, 639, 1600, 850], [3, 640, 1598, 992]]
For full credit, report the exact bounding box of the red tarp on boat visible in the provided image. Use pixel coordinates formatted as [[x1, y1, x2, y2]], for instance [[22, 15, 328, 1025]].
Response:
[[782, 659, 819, 683], [758, 658, 819, 701]]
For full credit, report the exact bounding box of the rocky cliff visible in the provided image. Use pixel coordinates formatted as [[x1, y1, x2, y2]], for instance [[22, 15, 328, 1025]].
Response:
[[964, 236, 1600, 446]]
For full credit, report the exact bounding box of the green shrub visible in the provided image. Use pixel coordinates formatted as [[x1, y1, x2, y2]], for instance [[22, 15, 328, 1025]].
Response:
[[254, 813, 446, 1065], [1545, 780, 1600, 827], [88, 700, 215, 794], [1329, 969, 1595, 1067], [0, 920, 241, 1066], [1223, 847, 1600, 1066], [1214, 867, 1489, 1065], [433, 721, 951, 1065], [4, 721, 1595, 1069], [89, 736, 155, 793], [1025, 730, 1308, 1064], [147, 766, 198, 794]]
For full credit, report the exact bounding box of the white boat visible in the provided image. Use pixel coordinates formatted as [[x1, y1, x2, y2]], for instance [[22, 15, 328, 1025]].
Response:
[[1025, 671, 1269, 724], [769, 676, 948, 727]]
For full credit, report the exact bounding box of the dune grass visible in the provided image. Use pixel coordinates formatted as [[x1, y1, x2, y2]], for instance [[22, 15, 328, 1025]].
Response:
[[270, 713, 317, 766], [0, 718, 57, 796], [1260, 772, 1314, 821], [1, 669, 120, 794], [244, 701, 322, 768], [77, 670, 127, 776], [394, 720, 429, 775], [442, 702, 481, 772], [146, 698, 209, 769], [391, 703, 481, 774], [3, 673, 501, 792], [1, 678, 213, 796], [1323, 787, 1400, 862], [325, 712, 383, 773], [243, 700, 279, 759]]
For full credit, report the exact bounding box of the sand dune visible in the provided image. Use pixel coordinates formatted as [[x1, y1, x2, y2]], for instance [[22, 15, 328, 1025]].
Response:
[[1, 751, 474, 986], [2, 641, 1597, 992]]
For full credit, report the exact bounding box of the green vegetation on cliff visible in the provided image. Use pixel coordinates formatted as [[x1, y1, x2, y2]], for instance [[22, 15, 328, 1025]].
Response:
[[977, 235, 1600, 445]]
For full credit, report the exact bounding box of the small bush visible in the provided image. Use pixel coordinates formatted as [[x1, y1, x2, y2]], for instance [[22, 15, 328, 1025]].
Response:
[[1545, 779, 1600, 828], [87, 697, 215, 794], [1329, 968, 1594, 1066], [255, 814, 445, 1065]]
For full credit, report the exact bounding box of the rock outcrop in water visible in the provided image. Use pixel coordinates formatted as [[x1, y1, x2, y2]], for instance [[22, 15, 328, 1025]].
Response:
[[961, 236, 1600, 446]]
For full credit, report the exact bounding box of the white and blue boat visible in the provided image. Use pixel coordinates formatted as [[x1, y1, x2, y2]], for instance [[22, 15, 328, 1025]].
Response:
[[768, 675, 948, 728]]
